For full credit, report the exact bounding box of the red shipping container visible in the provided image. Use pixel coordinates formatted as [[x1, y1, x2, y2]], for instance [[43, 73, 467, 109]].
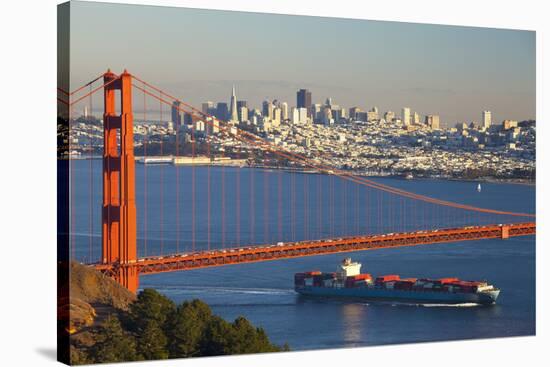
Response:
[[350, 274, 372, 281], [376, 275, 400, 283], [306, 270, 322, 276], [438, 277, 459, 284]]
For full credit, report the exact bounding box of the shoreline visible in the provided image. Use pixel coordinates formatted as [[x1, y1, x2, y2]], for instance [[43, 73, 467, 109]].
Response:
[[65, 156, 535, 186]]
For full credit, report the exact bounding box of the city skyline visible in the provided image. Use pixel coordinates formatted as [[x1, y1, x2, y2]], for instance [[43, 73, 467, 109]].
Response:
[[79, 83, 527, 128], [69, 1, 535, 126]]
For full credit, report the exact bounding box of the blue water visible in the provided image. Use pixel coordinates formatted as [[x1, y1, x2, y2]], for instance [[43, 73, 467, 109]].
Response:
[[71, 160, 535, 349]]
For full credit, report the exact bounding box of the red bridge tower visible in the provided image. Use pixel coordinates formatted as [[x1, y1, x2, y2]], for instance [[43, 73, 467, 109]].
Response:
[[102, 70, 138, 292]]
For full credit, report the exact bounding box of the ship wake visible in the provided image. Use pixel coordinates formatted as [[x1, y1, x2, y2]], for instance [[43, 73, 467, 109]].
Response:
[[391, 302, 481, 308]]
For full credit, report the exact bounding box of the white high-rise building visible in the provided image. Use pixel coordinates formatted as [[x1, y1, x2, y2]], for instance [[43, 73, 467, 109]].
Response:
[[291, 107, 300, 125], [425, 115, 440, 130], [384, 111, 395, 123], [402, 107, 411, 126], [229, 86, 238, 122], [482, 110, 492, 129], [281, 102, 289, 121], [413, 112, 420, 125], [272, 107, 282, 127], [298, 107, 309, 124], [238, 106, 248, 123]]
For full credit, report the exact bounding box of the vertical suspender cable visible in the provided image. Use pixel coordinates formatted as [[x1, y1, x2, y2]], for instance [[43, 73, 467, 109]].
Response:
[[263, 162, 268, 243], [277, 163, 282, 241], [207, 123, 211, 251], [236, 141, 241, 247], [143, 84, 148, 257], [159, 91, 163, 256], [175, 105, 180, 253], [192, 112, 196, 251], [304, 172, 308, 240], [89, 84, 93, 263], [222, 130, 226, 249], [250, 151, 255, 244]]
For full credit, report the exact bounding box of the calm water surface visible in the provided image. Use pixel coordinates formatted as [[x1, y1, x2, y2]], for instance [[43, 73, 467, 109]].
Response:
[[72, 160, 535, 349]]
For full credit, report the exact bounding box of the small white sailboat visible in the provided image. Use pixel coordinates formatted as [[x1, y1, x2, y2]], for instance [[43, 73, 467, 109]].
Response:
[[477, 183, 482, 192]]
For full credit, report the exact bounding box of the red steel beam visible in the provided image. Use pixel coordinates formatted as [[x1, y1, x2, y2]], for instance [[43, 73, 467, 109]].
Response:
[[92, 222, 535, 278]]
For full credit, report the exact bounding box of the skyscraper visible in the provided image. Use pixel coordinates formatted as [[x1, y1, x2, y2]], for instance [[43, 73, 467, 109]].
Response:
[[297, 89, 312, 117], [237, 100, 247, 110], [202, 101, 215, 115], [238, 106, 248, 123], [171, 101, 182, 126], [425, 115, 440, 130], [262, 100, 274, 120], [402, 107, 411, 126], [349, 107, 361, 120], [413, 112, 420, 125], [216, 102, 229, 121], [482, 110, 492, 129], [229, 85, 238, 122], [281, 102, 289, 121], [384, 111, 395, 123]]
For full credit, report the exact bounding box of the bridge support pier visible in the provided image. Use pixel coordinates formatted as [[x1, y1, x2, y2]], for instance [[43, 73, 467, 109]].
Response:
[[501, 225, 510, 239], [102, 69, 139, 293]]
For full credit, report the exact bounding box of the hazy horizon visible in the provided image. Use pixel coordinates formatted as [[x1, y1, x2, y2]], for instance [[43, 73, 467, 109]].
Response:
[[69, 1, 536, 126]]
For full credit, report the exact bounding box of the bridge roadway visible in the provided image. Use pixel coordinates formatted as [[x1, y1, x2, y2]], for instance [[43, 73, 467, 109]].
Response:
[[92, 222, 535, 276]]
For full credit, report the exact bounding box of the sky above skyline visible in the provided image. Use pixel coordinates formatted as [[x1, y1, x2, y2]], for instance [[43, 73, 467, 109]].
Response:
[[69, 1, 535, 126]]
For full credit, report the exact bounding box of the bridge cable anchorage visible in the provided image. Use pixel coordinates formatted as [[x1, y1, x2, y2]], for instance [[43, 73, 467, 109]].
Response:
[[129, 75, 535, 219]]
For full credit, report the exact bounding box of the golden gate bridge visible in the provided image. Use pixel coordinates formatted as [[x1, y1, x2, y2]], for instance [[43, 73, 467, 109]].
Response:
[[57, 70, 536, 293]]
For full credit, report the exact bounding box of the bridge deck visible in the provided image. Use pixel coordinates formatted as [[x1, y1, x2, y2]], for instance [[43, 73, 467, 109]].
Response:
[[92, 222, 535, 276]]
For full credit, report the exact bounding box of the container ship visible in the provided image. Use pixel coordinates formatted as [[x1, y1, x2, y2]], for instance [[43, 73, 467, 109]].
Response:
[[294, 258, 500, 305]]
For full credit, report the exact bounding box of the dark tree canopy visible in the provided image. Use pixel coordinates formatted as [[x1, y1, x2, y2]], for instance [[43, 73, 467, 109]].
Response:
[[74, 289, 287, 364]]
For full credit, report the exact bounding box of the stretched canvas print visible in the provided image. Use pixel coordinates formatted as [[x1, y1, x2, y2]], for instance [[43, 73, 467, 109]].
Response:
[[57, 1, 536, 365]]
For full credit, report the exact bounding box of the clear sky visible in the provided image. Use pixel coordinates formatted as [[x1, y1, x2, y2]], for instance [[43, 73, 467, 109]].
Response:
[[69, 1, 536, 126]]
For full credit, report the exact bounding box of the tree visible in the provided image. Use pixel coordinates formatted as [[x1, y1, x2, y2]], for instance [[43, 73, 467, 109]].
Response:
[[89, 315, 139, 363], [200, 316, 234, 356], [126, 288, 176, 332], [166, 299, 213, 357], [137, 320, 169, 360], [200, 316, 283, 356], [230, 316, 282, 354]]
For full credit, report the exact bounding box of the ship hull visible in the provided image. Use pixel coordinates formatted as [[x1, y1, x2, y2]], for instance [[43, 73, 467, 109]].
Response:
[[295, 286, 500, 305]]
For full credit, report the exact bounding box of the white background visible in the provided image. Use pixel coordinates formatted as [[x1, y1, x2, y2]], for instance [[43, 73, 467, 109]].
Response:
[[0, 0, 547, 366]]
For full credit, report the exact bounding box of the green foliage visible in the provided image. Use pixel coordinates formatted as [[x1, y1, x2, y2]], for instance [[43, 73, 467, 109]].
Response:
[[127, 288, 176, 331], [166, 299, 213, 357], [77, 289, 288, 364], [89, 315, 140, 363], [200, 315, 281, 356], [137, 320, 169, 360]]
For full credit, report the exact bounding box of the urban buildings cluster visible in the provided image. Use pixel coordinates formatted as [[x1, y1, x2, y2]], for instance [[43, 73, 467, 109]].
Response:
[[67, 86, 535, 180]]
